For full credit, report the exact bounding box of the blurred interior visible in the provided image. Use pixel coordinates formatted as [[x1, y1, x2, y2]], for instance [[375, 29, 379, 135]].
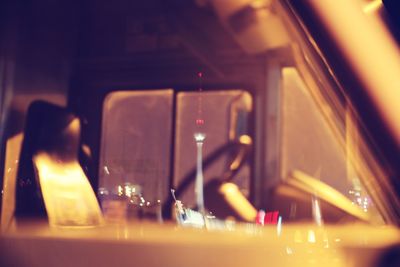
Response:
[[1, 0, 400, 239], [3, 0, 400, 266]]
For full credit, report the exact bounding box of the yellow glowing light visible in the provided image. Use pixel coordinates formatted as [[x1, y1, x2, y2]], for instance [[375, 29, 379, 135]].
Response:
[[363, 0, 382, 14], [219, 182, 257, 222], [34, 152, 103, 227], [307, 230, 316, 243], [239, 134, 252, 145], [289, 170, 370, 222], [117, 185, 123, 196], [311, 0, 400, 146]]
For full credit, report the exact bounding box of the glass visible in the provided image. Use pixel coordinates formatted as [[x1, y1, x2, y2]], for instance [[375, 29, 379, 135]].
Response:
[[174, 90, 252, 208], [265, 66, 384, 224], [98, 90, 173, 222]]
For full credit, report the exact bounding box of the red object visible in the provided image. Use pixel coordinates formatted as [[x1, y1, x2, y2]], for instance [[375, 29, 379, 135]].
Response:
[[271, 211, 279, 224], [196, 119, 205, 125], [264, 211, 279, 225], [265, 212, 272, 224], [198, 72, 203, 78]]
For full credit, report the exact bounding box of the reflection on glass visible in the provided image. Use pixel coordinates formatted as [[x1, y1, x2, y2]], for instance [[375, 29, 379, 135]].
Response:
[[174, 90, 252, 208], [270, 67, 383, 224], [98, 90, 173, 222], [99, 181, 162, 223]]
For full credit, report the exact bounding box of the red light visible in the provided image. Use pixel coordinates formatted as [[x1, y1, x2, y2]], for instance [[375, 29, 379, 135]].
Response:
[[198, 72, 203, 78], [196, 119, 205, 125], [264, 210, 279, 225], [265, 212, 272, 224], [271, 211, 279, 224]]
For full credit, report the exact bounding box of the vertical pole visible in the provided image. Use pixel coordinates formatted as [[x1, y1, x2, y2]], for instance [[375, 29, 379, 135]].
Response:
[[194, 133, 205, 214]]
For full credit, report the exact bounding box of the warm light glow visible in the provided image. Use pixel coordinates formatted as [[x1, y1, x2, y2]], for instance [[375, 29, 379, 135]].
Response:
[[294, 230, 303, 243], [219, 182, 257, 222], [310, 0, 400, 146], [289, 170, 370, 222], [239, 134, 252, 145], [307, 229, 316, 243], [34, 152, 103, 227], [117, 185, 123, 196], [363, 0, 382, 14]]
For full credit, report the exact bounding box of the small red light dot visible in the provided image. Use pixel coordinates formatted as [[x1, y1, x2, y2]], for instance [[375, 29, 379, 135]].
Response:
[[198, 72, 203, 78], [196, 119, 204, 125]]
